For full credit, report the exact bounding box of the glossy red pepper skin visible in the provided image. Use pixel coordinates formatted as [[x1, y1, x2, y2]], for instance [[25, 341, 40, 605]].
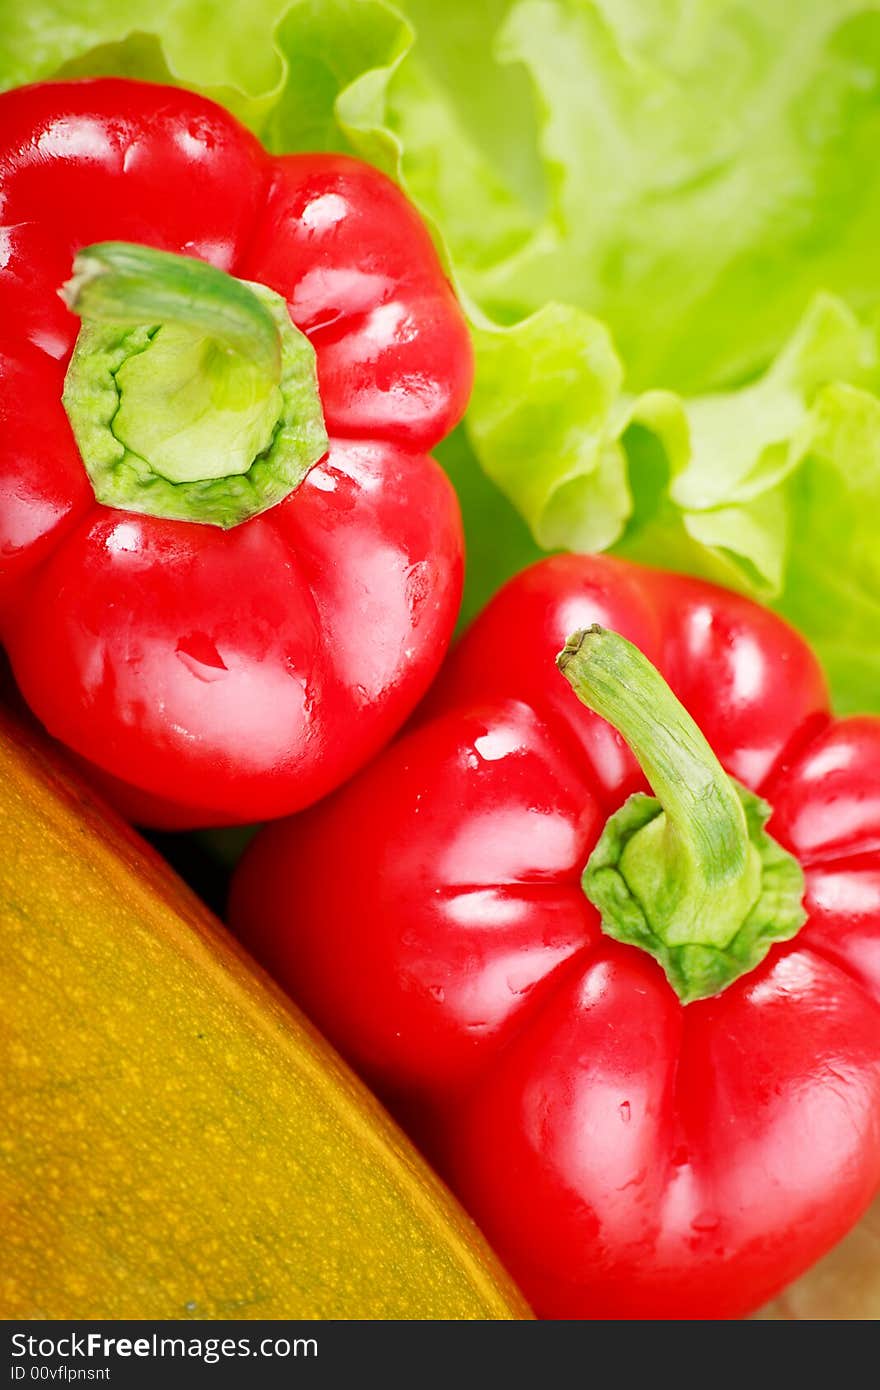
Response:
[[0, 79, 469, 827], [230, 555, 880, 1319]]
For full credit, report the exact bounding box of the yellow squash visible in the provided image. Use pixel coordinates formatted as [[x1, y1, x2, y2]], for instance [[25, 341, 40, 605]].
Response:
[[0, 712, 529, 1319]]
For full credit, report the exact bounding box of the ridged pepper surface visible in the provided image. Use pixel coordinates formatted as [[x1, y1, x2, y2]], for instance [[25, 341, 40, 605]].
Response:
[[0, 78, 469, 827], [232, 555, 880, 1319]]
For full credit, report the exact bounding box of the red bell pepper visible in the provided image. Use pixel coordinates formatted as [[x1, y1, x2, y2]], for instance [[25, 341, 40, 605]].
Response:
[[0, 79, 470, 828], [231, 554, 880, 1319]]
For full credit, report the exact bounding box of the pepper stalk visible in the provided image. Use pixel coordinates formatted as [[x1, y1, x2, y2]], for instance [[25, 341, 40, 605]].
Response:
[[557, 625, 807, 1002], [61, 241, 328, 528]]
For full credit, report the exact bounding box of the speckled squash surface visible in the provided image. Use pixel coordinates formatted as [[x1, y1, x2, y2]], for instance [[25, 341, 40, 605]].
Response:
[[0, 712, 529, 1320]]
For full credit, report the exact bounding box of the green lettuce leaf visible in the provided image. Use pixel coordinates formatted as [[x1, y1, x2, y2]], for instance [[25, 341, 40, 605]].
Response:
[[781, 384, 880, 713], [4, 0, 880, 710], [469, 304, 629, 553], [387, 0, 880, 706], [462, 0, 880, 392]]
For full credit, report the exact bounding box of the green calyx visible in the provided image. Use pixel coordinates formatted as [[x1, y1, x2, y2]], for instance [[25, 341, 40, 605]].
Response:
[[61, 242, 328, 528], [557, 627, 806, 1004]]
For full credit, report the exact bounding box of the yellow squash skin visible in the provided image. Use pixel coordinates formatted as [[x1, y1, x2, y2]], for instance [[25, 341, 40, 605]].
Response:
[[0, 713, 530, 1320]]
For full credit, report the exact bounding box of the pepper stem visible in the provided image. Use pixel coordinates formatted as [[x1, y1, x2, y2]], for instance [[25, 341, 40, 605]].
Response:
[[61, 242, 327, 527], [62, 242, 281, 381], [557, 626, 807, 1002]]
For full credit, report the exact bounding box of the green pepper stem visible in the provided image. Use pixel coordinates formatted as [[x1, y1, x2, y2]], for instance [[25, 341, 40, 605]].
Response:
[[558, 626, 753, 931], [557, 626, 806, 1002], [61, 241, 281, 382], [60, 242, 328, 526]]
